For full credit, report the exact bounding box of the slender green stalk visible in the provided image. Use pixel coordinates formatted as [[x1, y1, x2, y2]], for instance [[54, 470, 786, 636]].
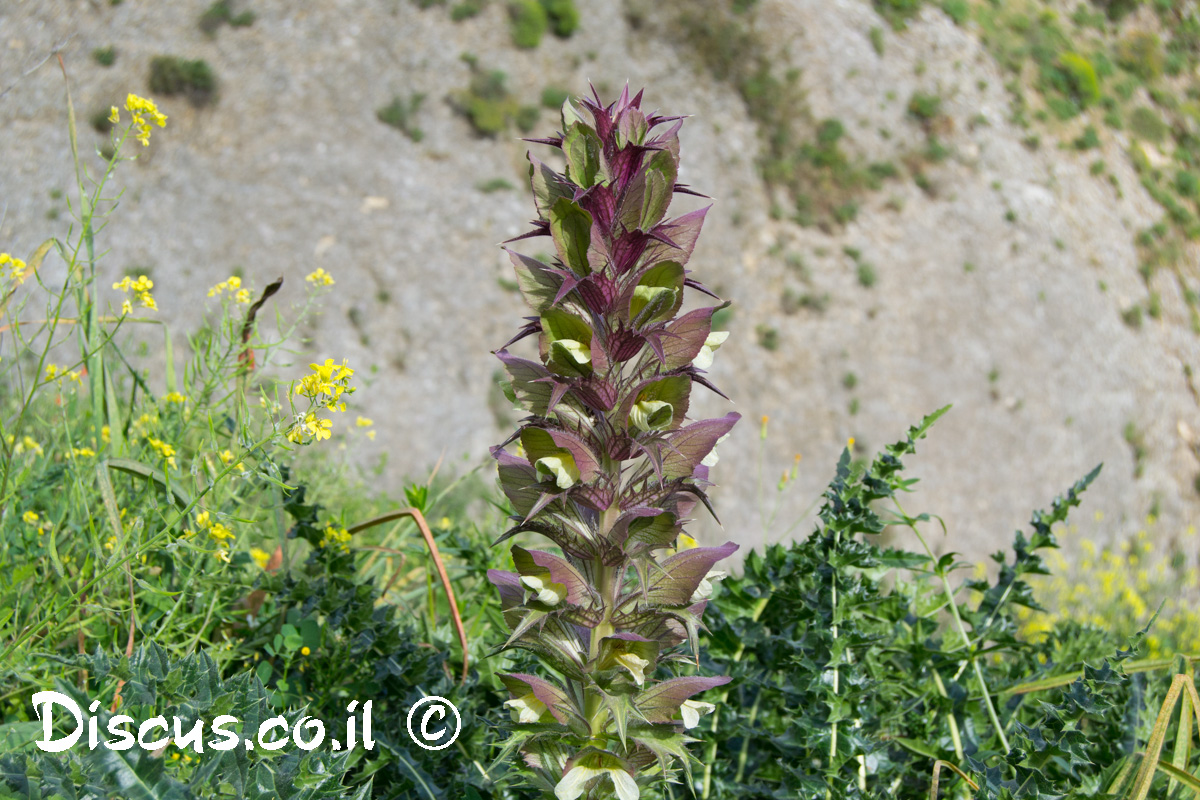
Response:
[[892, 496, 1011, 753]]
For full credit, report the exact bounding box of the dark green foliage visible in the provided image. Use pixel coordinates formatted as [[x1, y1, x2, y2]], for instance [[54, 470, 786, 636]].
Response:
[[246, 478, 515, 798], [514, 104, 540, 133], [148, 56, 217, 107], [377, 93, 426, 142], [541, 86, 571, 108], [509, 0, 548, 48], [89, 107, 114, 134], [451, 66, 525, 137], [856, 260, 877, 287], [873, 0, 923, 30], [199, 0, 254, 35], [698, 413, 1145, 800], [1092, 0, 1144, 21], [541, 0, 580, 37], [1052, 52, 1102, 109], [0, 645, 363, 798], [941, 0, 968, 24], [756, 324, 780, 350], [1073, 124, 1101, 150], [1177, 169, 1200, 198], [92, 46, 116, 67], [451, 0, 487, 20], [907, 91, 942, 124], [1122, 304, 1144, 329]]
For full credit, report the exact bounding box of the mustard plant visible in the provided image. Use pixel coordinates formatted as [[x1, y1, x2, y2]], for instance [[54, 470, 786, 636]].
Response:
[[488, 86, 739, 799]]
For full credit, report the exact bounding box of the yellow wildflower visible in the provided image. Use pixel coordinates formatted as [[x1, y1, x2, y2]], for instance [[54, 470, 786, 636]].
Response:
[[318, 525, 352, 552], [308, 413, 332, 440], [215, 548, 231, 563], [208, 275, 243, 298], [235, 288, 251, 304], [22, 510, 39, 525], [104, 535, 118, 552], [1, 253, 29, 283], [14, 436, 43, 456], [44, 364, 62, 381], [121, 299, 133, 315], [305, 268, 335, 287], [163, 391, 187, 405], [145, 436, 177, 468], [250, 547, 271, 569], [301, 646, 311, 656], [124, 93, 167, 146], [72, 447, 96, 457], [101, 425, 111, 444], [208, 522, 235, 542]]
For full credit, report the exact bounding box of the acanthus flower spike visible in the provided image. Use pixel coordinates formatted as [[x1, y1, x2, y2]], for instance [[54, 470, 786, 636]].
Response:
[[490, 85, 739, 799]]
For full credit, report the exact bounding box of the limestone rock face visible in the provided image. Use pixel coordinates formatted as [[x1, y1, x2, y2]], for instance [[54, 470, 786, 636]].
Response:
[[1, 0, 1196, 561]]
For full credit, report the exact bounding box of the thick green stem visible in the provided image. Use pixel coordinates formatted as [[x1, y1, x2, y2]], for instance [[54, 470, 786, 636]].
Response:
[[585, 499, 621, 743]]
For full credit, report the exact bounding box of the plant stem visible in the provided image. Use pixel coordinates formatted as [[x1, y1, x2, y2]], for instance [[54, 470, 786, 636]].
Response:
[[701, 593, 770, 799], [892, 497, 1011, 753]]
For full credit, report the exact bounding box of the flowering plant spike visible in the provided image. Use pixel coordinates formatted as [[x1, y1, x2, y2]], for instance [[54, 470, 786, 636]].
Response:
[[489, 85, 739, 800]]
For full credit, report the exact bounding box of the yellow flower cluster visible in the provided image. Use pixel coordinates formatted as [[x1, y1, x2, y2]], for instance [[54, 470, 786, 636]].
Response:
[[43, 364, 82, 384], [145, 436, 178, 469], [132, 412, 158, 437], [296, 358, 355, 409], [305, 268, 335, 287], [207, 275, 251, 303], [218, 449, 245, 471], [1, 253, 28, 284], [289, 359, 356, 444], [112, 94, 168, 146], [163, 391, 188, 405], [22, 510, 51, 537], [7, 434, 43, 456], [318, 525, 352, 553], [187, 510, 236, 561], [1019, 522, 1200, 658], [113, 275, 156, 312], [250, 547, 272, 569], [72, 446, 96, 458], [287, 411, 332, 443], [356, 415, 375, 440]]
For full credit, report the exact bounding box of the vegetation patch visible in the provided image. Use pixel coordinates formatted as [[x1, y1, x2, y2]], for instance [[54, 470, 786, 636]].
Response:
[[376, 93, 426, 142], [451, 62, 540, 136], [199, 0, 255, 35], [148, 56, 217, 106]]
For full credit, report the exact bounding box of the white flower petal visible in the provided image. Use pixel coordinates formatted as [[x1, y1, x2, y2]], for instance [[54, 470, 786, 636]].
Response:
[[555, 765, 600, 800], [680, 699, 716, 729], [610, 769, 640, 800]]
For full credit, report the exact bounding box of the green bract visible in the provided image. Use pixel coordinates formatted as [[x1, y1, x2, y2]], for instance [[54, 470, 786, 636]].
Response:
[[488, 86, 737, 799]]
